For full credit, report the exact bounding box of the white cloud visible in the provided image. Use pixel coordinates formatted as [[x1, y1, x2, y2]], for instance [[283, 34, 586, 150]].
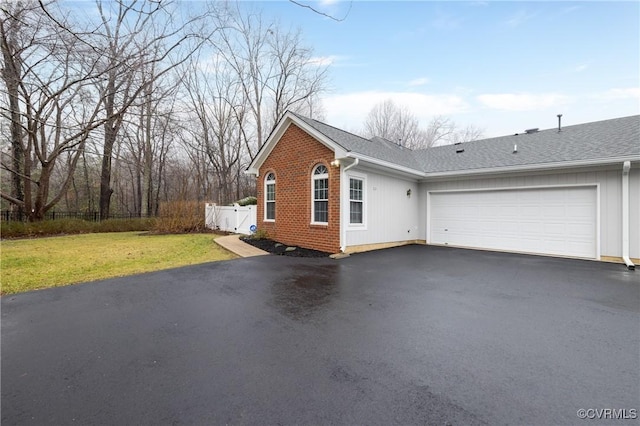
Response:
[[307, 55, 344, 67], [321, 91, 469, 131], [477, 93, 570, 111], [593, 87, 640, 100], [407, 77, 430, 87]]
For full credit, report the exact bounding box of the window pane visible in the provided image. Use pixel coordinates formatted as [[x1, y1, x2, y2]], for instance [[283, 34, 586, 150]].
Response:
[[350, 201, 362, 224], [266, 202, 275, 220], [314, 165, 328, 175], [314, 201, 328, 223], [314, 178, 328, 200], [349, 178, 362, 201], [312, 169, 328, 223], [266, 183, 275, 201]]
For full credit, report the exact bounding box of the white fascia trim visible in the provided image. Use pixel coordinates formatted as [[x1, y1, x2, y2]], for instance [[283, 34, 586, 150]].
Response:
[[423, 155, 640, 179], [427, 182, 599, 194], [343, 153, 425, 179], [246, 112, 346, 176]]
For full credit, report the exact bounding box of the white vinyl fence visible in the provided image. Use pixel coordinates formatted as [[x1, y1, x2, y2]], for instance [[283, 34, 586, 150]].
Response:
[[205, 203, 257, 235]]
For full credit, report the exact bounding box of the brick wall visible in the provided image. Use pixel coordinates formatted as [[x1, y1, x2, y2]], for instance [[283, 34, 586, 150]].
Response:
[[256, 123, 340, 253]]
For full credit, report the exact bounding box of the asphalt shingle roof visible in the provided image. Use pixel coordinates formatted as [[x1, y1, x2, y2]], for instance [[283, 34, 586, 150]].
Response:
[[291, 112, 422, 170], [291, 112, 640, 174], [415, 115, 640, 173]]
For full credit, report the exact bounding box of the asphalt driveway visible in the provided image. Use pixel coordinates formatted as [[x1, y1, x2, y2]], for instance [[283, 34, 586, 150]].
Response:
[[2, 245, 639, 425]]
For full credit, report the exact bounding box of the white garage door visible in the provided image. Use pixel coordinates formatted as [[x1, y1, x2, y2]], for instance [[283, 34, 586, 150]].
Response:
[[429, 186, 597, 259]]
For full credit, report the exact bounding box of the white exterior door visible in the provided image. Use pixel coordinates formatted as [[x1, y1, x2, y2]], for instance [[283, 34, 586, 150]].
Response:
[[429, 186, 598, 259]]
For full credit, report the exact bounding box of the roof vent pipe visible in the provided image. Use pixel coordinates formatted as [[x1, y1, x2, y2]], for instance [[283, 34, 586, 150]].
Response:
[[557, 114, 563, 132]]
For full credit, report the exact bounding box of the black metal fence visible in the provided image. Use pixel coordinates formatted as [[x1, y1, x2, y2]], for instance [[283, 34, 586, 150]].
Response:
[[0, 211, 149, 222]]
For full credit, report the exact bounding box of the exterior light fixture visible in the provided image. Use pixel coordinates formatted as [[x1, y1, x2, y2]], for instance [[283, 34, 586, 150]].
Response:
[[330, 159, 340, 167], [406, 189, 412, 198]]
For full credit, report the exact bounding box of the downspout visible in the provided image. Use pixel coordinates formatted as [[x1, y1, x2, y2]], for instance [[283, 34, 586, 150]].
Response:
[[340, 158, 359, 252], [621, 161, 635, 270]]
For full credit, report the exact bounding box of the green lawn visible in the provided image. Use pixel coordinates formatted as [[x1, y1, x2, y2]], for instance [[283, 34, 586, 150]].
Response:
[[0, 232, 237, 295]]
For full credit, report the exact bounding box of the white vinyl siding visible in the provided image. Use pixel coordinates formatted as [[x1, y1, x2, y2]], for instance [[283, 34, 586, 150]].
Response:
[[345, 169, 419, 247]]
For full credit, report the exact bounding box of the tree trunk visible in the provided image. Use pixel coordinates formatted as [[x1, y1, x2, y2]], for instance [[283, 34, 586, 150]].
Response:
[[141, 84, 153, 217], [100, 78, 116, 220], [100, 126, 115, 219], [1, 25, 25, 216]]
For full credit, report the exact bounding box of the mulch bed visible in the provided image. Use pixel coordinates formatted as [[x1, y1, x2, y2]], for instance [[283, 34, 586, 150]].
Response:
[[240, 237, 331, 258]]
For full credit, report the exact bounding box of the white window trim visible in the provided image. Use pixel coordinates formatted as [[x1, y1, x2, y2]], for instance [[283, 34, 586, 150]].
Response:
[[264, 172, 276, 222], [311, 164, 329, 225], [346, 172, 367, 229]]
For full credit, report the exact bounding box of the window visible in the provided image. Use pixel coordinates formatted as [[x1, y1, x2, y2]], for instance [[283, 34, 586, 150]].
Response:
[[349, 178, 363, 224], [312, 164, 329, 223], [265, 172, 275, 221]]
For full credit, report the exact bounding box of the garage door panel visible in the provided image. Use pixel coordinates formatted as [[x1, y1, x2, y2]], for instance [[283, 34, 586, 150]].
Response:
[[430, 187, 597, 258], [520, 206, 543, 218], [543, 205, 566, 218]]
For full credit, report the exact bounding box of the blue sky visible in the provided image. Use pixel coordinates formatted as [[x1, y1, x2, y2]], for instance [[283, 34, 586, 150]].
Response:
[[256, 1, 639, 137]]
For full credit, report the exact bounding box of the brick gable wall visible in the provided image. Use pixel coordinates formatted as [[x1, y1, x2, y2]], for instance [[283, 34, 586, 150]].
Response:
[[256, 123, 340, 253]]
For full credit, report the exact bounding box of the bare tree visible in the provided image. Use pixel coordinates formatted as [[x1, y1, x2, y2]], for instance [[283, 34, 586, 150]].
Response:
[[212, 3, 328, 160], [0, 0, 215, 220], [421, 115, 485, 147], [0, 2, 109, 220], [288, 0, 353, 22], [86, 0, 213, 219], [363, 99, 485, 149], [181, 54, 244, 205], [363, 99, 423, 148], [0, 1, 26, 216], [1, 1, 331, 219]]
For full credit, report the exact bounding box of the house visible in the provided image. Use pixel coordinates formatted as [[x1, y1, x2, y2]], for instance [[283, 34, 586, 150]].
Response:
[[246, 112, 640, 268]]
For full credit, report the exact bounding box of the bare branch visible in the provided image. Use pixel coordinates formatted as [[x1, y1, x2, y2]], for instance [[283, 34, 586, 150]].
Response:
[[288, 0, 352, 22]]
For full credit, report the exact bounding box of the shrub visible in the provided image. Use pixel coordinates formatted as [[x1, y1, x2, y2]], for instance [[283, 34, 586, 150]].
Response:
[[0, 218, 154, 239], [236, 196, 257, 206], [250, 228, 269, 240], [152, 201, 207, 234]]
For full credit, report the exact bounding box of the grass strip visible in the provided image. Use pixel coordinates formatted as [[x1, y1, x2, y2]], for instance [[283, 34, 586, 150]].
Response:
[[0, 232, 236, 295]]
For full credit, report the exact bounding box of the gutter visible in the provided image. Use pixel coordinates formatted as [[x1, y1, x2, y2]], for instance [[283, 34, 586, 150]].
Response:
[[340, 158, 359, 253], [621, 161, 635, 270], [344, 153, 425, 179], [423, 155, 640, 179]]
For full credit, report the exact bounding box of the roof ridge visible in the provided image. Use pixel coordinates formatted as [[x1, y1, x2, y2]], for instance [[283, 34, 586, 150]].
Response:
[[289, 111, 372, 145], [370, 135, 413, 152], [415, 114, 640, 153]]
